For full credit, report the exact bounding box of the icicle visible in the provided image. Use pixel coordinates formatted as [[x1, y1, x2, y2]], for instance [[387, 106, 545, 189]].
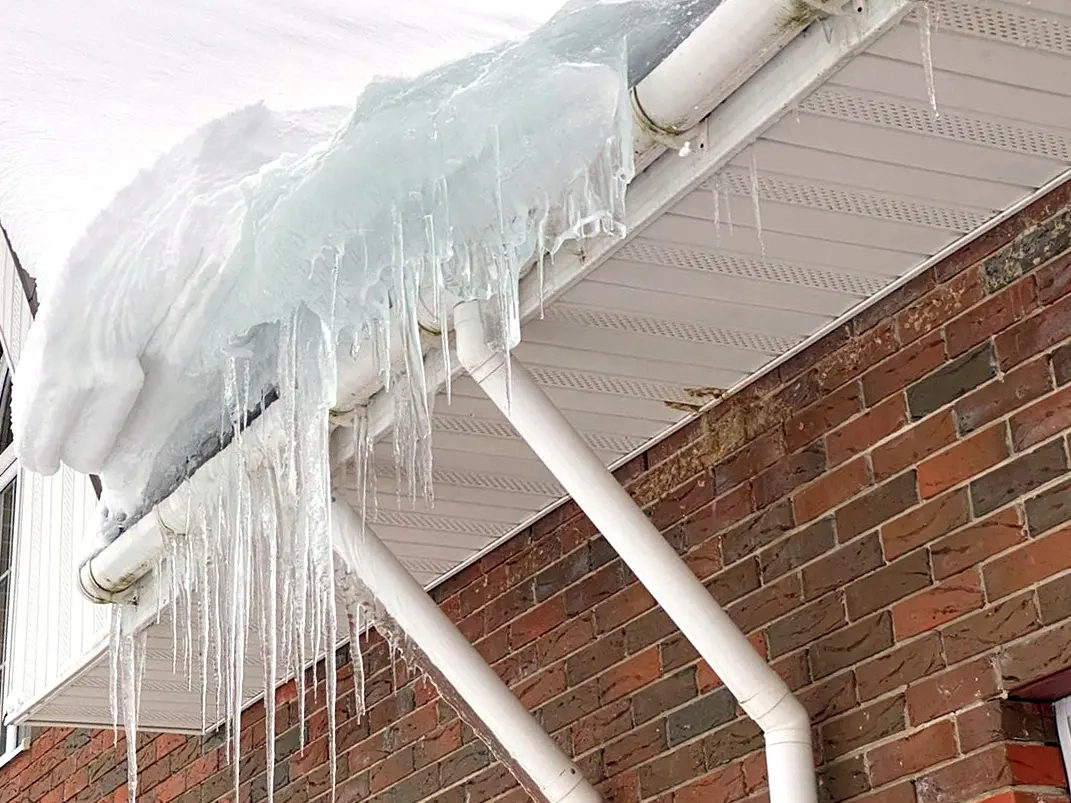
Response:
[[749, 147, 766, 260], [109, 606, 121, 745], [918, 1, 939, 120]]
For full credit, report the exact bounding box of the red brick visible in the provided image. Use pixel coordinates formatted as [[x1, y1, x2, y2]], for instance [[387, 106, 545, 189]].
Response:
[[715, 431, 785, 493], [872, 411, 957, 481], [917, 423, 1009, 499], [1011, 385, 1071, 452], [600, 647, 662, 703], [856, 272, 937, 335], [907, 657, 1000, 724], [984, 525, 1071, 601], [1006, 743, 1067, 787], [862, 331, 946, 406], [915, 745, 1009, 803], [820, 695, 906, 759], [942, 592, 1041, 664], [899, 267, 985, 343], [572, 699, 633, 755], [881, 488, 970, 561], [673, 762, 747, 803], [649, 474, 716, 532], [866, 719, 957, 786], [892, 569, 984, 640], [955, 357, 1053, 435], [1037, 251, 1071, 304], [785, 382, 863, 451], [537, 615, 595, 663], [946, 276, 1038, 357], [996, 292, 1071, 369], [826, 394, 908, 467], [791, 456, 870, 524], [752, 442, 826, 511], [931, 507, 1026, 580], [801, 533, 883, 601], [593, 583, 655, 635], [856, 632, 944, 701], [816, 319, 901, 392], [712, 482, 757, 535], [836, 471, 919, 543]]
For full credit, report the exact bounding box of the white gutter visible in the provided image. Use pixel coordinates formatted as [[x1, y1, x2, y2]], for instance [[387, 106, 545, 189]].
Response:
[[332, 504, 601, 803], [453, 301, 817, 803], [78, 0, 834, 604]]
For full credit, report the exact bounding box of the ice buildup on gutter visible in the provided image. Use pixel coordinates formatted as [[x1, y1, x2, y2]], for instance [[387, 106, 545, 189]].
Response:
[[10, 2, 726, 800]]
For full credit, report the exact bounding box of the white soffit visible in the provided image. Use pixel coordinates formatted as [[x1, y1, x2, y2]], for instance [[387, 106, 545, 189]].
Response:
[[372, 0, 1071, 587]]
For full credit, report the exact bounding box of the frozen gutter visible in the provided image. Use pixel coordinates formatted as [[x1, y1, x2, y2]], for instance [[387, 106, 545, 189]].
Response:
[[79, 0, 841, 604]]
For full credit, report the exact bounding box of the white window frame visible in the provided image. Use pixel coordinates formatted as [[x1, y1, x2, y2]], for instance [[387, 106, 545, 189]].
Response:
[[0, 356, 28, 766], [1055, 696, 1071, 785]]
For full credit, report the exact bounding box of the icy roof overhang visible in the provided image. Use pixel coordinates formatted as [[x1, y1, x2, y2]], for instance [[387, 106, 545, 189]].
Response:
[[4, 0, 1071, 734]]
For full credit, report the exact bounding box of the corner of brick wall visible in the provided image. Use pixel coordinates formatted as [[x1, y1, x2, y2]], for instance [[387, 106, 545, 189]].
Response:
[[7, 181, 1071, 803]]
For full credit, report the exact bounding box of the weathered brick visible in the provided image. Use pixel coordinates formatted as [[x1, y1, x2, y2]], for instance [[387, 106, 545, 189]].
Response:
[[996, 292, 1071, 369], [802, 533, 884, 600], [845, 550, 931, 620], [970, 439, 1069, 517], [931, 508, 1025, 580], [809, 611, 893, 680], [753, 442, 827, 511], [1055, 342, 1071, 385], [600, 647, 661, 704], [836, 471, 919, 543], [566, 630, 626, 686], [872, 411, 957, 482], [706, 557, 761, 607], [509, 596, 565, 648], [623, 606, 676, 655], [1038, 573, 1071, 625], [633, 667, 698, 725], [867, 719, 957, 786], [1037, 251, 1071, 304], [1001, 619, 1071, 688], [881, 488, 970, 560], [943, 592, 1040, 663], [818, 755, 869, 803], [946, 276, 1037, 358], [604, 720, 666, 778], [955, 357, 1053, 435], [727, 573, 801, 635], [720, 501, 795, 565], [907, 343, 997, 421], [857, 272, 937, 334], [1026, 476, 1071, 536], [1011, 385, 1071, 452], [534, 545, 591, 603], [863, 332, 946, 406], [828, 396, 908, 468], [898, 267, 985, 344], [703, 719, 764, 768], [982, 205, 1071, 294], [956, 699, 1058, 753], [816, 319, 900, 392], [792, 457, 870, 525], [667, 687, 736, 747], [984, 525, 1071, 601], [855, 631, 944, 701], [715, 431, 785, 493], [914, 745, 1008, 803], [571, 699, 633, 756], [637, 741, 704, 798], [759, 517, 836, 582], [918, 424, 1010, 500], [821, 695, 906, 759], [798, 671, 857, 724], [908, 657, 1000, 724], [786, 382, 864, 452], [593, 583, 654, 635], [892, 569, 985, 640], [540, 681, 599, 733], [767, 593, 846, 658]]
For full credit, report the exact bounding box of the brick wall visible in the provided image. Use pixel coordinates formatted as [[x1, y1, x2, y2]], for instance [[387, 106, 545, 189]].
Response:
[[6, 183, 1071, 803]]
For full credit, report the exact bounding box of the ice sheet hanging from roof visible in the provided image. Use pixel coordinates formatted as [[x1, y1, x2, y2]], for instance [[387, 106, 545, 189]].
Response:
[[10, 0, 720, 543]]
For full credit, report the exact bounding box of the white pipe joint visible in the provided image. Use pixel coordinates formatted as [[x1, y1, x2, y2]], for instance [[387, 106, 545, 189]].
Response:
[[454, 301, 816, 803], [332, 502, 601, 803], [632, 0, 803, 135]]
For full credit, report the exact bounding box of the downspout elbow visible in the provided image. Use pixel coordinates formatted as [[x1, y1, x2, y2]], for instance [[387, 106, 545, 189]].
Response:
[[454, 301, 505, 382]]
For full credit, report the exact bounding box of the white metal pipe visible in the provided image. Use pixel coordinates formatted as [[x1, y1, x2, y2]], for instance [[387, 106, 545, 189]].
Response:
[[331, 501, 601, 803], [453, 301, 816, 803], [632, 0, 801, 135]]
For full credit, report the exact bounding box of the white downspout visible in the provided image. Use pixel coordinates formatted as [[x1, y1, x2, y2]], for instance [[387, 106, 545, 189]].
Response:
[[453, 301, 816, 803], [331, 502, 601, 803]]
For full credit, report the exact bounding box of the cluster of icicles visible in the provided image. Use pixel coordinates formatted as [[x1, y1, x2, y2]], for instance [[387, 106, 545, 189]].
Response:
[[103, 98, 633, 803]]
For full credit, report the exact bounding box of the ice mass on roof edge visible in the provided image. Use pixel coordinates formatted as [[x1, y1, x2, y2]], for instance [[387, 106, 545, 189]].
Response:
[[3, 2, 737, 800]]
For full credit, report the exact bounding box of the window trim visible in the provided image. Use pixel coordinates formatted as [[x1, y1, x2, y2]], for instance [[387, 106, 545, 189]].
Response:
[[0, 353, 25, 767]]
